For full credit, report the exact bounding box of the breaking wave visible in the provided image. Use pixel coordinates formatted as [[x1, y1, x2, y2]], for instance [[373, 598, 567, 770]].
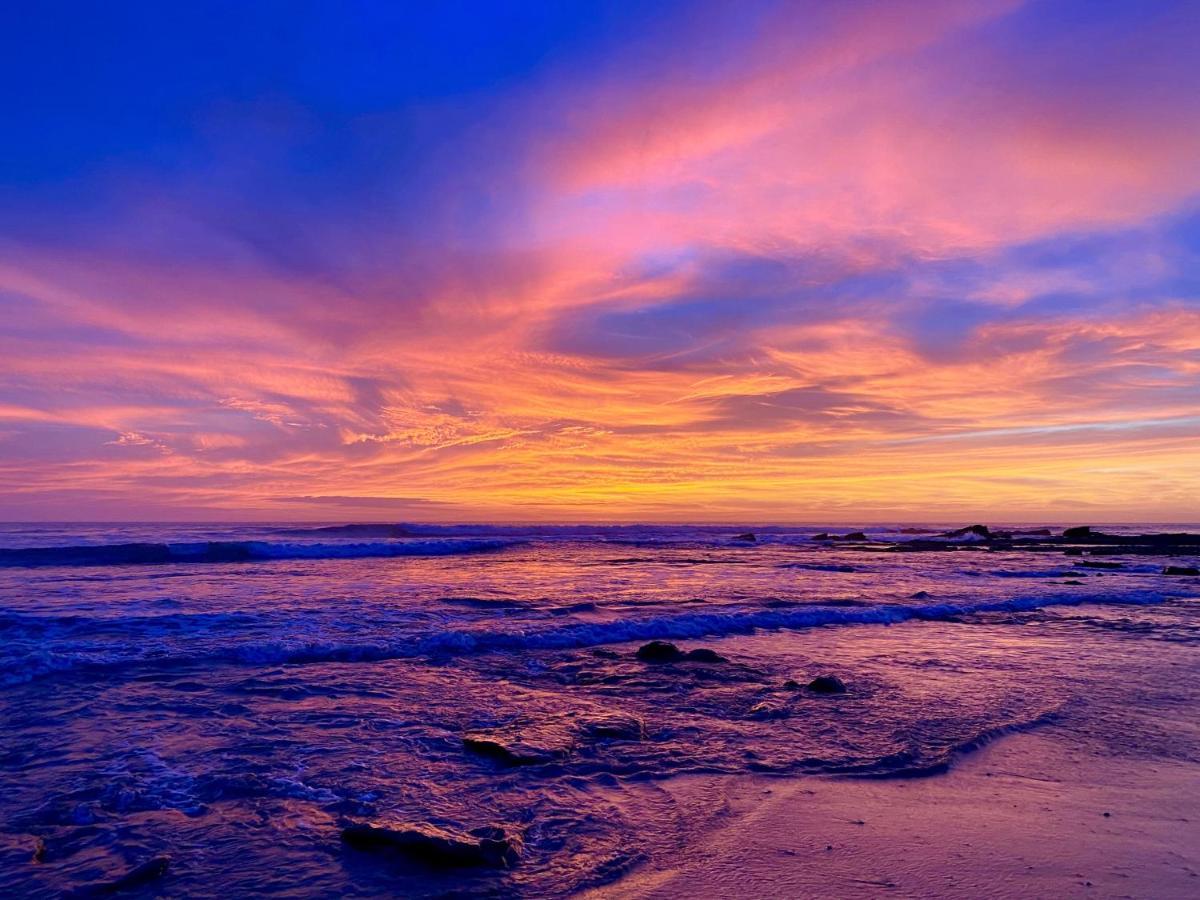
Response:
[[0, 588, 1167, 686], [0, 539, 518, 568]]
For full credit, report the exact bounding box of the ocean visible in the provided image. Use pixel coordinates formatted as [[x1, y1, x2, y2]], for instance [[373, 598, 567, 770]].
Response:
[[1, 522, 1197, 896]]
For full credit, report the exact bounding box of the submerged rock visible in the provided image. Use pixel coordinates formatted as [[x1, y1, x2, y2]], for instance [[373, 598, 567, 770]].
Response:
[[835, 531, 868, 542], [342, 822, 522, 869], [582, 714, 646, 741], [1163, 566, 1199, 576], [734, 532, 757, 542], [748, 701, 787, 719], [463, 720, 575, 765], [806, 675, 847, 694], [94, 855, 171, 894], [636, 641, 686, 663], [909, 590, 932, 600], [462, 733, 569, 766], [1076, 561, 1123, 570], [684, 647, 727, 663]]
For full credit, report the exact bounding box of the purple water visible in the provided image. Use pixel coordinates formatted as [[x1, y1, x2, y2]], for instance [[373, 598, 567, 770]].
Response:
[[1, 522, 1197, 896]]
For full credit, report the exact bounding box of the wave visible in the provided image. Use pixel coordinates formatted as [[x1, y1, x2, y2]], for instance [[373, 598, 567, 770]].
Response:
[[0, 588, 1168, 686], [0, 539, 517, 568]]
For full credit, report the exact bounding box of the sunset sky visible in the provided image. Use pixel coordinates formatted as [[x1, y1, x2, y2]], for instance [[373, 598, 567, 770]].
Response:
[[2, 0, 1199, 522]]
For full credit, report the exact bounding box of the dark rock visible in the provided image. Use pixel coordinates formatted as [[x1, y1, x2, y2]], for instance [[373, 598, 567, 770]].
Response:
[[463, 720, 574, 765], [909, 590, 932, 600], [734, 532, 757, 542], [636, 640, 686, 663], [1063, 526, 1093, 539], [1060, 579, 1085, 585], [582, 714, 645, 741], [463, 734, 567, 766], [1076, 561, 1123, 570], [811, 533, 831, 541], [342, 822, 522, 869], [95, 855, 170, 893], [782, 679, 802, 690], [806, 675, 847, 694], [591, 648, 620, 660], [941, 524, 991, 540], [684, 647, 727, 663], [1163, 566, 1199, 576], [836, 531, 868, 541]]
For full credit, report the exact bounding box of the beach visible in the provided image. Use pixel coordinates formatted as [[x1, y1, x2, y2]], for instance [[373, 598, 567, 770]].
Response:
[[599, 728, 1200, 899]]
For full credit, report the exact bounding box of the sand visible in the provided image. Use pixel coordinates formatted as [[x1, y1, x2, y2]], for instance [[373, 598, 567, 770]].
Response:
[[594, 728, 1200, 899]]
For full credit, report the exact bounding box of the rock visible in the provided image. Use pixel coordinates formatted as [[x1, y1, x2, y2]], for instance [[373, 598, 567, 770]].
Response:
[[835, 531, 868, 541], [909, 590, 932, 600], [782, 679, 802, 690], [591, 648, 620, 659], [734, 532, 757, 542], [1163, 566, 1199, 576], [811, 533, 831, 541], [636, 640, 686, 663], [1076, 561, 1123, 570], [94, 855, 170, 894], [582, 714, 645, 741], [463, 733, 568, 766], [342, 822, 522, 869], [1063, 526, 1093, 539], [806, 675, 847, 694], [941, 524, 991, 540], [684, 647, 727, 663], [748, 701, 787, 719], [463, 720, 575, 765], [1060, 579, 1085, 585]]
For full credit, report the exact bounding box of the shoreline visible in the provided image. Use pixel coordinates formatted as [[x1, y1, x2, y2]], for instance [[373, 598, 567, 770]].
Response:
[[591, 726, 1200, 898]]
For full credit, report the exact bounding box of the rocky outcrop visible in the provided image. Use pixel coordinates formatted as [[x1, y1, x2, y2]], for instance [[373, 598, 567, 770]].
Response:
[[806, 675, 847, 694], [1163, 566, 1199, 576], [940, 524, 991, 540], [635, 641, 727, 664], [636, 641, 686, 662], [342, 822, 522, 868], [463, 721, 575, 765]]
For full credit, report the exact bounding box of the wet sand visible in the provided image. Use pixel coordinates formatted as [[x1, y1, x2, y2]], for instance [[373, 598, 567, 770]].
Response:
[[596, 728, 1200, 899]]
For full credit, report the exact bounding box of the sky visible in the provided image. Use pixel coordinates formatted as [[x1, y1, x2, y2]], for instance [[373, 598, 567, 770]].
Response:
[[1, 0, 1199, 523]]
